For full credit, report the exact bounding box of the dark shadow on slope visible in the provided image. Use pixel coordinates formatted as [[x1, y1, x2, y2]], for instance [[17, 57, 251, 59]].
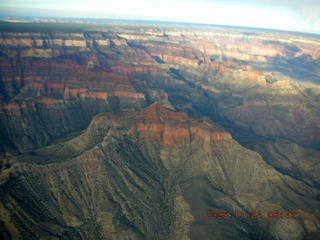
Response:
[[263, 55, 320, 84]]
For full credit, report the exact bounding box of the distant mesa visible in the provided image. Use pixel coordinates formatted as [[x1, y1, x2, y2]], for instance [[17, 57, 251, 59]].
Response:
[[0, 22, 319, 240]]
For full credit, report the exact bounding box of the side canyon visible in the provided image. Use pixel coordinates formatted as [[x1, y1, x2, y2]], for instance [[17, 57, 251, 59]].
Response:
[[0, 21, 319, 239]]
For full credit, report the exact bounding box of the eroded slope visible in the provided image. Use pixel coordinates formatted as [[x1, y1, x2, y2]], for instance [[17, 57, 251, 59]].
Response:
[[0, 22, 320, 239], [1, 103, 319, 239]]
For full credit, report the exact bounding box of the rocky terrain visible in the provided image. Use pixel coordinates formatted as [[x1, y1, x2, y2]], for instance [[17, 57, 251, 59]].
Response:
[[0, 21, 319, 239]]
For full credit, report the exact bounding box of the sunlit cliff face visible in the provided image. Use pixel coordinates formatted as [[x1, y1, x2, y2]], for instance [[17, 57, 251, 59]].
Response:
[[0, 23, 319, 240]]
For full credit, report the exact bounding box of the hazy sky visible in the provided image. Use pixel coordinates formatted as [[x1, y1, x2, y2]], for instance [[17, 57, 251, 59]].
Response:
[[1, 0, 320, 34]]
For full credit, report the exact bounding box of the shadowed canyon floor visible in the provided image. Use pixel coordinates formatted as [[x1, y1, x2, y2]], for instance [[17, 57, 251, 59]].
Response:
[[0, 21, 320, 239]]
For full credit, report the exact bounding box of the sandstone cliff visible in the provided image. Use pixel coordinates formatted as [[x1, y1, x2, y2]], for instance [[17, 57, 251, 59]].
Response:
[[1, 103, 319, 239], [0, 22, 319, 240]]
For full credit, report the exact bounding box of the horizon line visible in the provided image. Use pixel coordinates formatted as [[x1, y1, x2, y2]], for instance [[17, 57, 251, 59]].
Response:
[[1, 16, 320, 37]]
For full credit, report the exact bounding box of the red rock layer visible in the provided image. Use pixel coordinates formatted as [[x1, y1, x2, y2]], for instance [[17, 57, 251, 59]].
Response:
[[134, 104, 231, 148], [111, 63, 162, 76], [0, 98, 62, 115]]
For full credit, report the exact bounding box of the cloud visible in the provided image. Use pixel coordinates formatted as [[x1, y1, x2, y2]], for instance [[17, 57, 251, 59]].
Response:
[[206, 0, 320, 23], [186, 0, 320, 32], [0, 0, 319, 33]]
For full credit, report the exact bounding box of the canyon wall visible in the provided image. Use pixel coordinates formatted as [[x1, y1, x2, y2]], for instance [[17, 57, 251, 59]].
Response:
[[0, 22, 319, 239]]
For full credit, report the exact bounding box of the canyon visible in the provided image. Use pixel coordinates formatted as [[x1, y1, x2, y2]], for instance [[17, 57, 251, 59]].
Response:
[[0, 21, 319, 239]]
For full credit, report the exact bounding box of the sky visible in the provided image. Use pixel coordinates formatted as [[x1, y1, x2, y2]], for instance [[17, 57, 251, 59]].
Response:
[[1, 0, 320, 34]]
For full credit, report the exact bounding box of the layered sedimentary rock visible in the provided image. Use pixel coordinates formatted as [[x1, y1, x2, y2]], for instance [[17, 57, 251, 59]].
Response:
[[0, 22, 320, 239], [1, 103, 319, 239], [134, 103, 231, 148], [0, 30, 149, 152]]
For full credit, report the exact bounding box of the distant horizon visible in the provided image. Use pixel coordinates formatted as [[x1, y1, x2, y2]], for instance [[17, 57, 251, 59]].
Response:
[[1, 16, 320, 38], [1, 0, 319, 35]]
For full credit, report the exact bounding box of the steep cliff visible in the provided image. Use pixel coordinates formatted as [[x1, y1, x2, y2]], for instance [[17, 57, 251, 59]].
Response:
[[1, 103, 319, 239], [0, 30, 149, 152], [0, 22, 320, 239]]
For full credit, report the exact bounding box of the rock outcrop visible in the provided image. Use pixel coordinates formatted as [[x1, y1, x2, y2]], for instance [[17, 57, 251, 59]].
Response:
[[134, 103, 231, 148], [0, 22, 319, 239], [1, 102, 319, 239]]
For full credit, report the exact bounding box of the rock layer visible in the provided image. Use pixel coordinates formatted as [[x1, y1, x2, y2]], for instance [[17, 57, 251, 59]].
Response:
[[0, 22, 320, 239], [1, 102, 320, 239]]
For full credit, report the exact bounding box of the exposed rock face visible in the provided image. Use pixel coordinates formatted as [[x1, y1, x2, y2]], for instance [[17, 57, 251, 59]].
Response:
[[0, 22, 319, 239], [135, 104, 231, 148], [1, 103, 319, 239], [0, 33, 148, 152]]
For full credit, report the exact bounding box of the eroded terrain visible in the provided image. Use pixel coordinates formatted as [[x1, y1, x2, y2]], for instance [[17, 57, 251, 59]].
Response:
[[0, 22, 319, 239]]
